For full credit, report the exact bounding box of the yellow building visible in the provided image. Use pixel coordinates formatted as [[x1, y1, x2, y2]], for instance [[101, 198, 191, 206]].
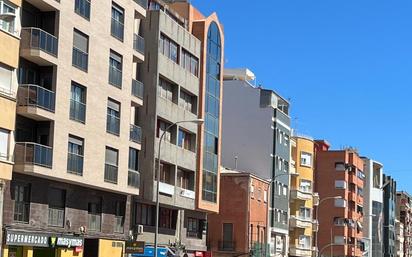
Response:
[[0, 0, 21, 253], [289, 136, 319, 257]]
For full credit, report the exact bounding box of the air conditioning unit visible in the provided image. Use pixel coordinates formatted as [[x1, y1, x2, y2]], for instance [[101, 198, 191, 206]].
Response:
[[137, 225, 144, 235]]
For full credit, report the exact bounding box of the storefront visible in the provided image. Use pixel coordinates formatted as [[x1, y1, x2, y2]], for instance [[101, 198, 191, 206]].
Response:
[[3, 230, 84, 257]]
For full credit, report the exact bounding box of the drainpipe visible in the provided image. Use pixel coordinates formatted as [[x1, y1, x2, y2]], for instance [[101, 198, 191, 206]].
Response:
[[0, 180, 4, 257]]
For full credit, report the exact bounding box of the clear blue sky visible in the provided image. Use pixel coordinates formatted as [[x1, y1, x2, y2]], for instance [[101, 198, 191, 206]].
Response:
[[193, 0, 412, 191]]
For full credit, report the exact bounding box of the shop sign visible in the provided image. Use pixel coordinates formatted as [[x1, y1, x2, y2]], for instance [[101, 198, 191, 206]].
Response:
[[125, 241, 145, 254], [74, 246, 83, 253], [50, 236, 84, 248], [5, 231, 49, 247]]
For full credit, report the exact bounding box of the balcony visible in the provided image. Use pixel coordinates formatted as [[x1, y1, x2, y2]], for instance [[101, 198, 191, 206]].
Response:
[[67, 152, 83, 175], [72, 47, 88, 71], [107, 114, 120, 135], [218, 241, 236, 252], [313, 220, 319, 232], [134, 0, 147, 9], [17, 84, 55, 121], [289, 246, 312, 257], [290, 215, 312, 229], [133, 34, 145, 61], [130, 124, 142, 144], [109, 66, 122, 88], [70, 99, 86, 123], [132, 79, 144, 100], [128, 169, 140, 189], [14, 142, 53, 169], [104, 163, 118, 184], [158, 181, 174, 196], [178, 188, 195, 199], [111, 18, 124, 41], [25, 0, 60, 11], [133, 0, 147, 18], [291, 189, 313, 201], [313, 192, 320, 206], [20, 28, 58, 65]]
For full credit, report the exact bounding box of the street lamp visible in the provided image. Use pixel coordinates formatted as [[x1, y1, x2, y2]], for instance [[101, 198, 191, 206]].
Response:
[[154, 119, 204, 257], [315, 196, 343, 257]]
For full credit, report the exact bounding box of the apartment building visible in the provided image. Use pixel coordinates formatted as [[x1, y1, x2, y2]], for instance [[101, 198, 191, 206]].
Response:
[[132, 1, 223, 256], [396, 191, 412, 257], [289, 136, 319, 257], [395, 219, 404, 257], [221, 68, 291, 257], [0, 0, 21, 253], [3, 0, 147, 256], [383, 175, 397, 257], [314, 141, 365, 257], [208, 168, 270, 257], [362, 158, 384, 257]]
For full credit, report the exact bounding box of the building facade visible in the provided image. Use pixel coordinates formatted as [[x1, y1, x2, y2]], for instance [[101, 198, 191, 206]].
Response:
[[133, 1, 224, 256], [0, 0, 21, 253], [314, 141, 365, 257], [208, 169, 270, 257], [395, 219, 404, 257], [3, 0, 147, 256], [289, 136, 318, 257], [362, 158, 384, 257], [383, 175, 397, 257], [221, 68, 291, 257], [396, 191, 412, 257]]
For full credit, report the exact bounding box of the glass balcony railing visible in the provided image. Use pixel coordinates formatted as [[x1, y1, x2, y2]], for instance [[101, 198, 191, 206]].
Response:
[[67, 152, 83, 175], [70, 99, 86, 123], [132, 79, 143, 99], [128, 169, 140, 188], [14, 142, 53, 168], [107, 115, 120, 135], [111, 18, 124, 41], [109, 66, 122, 88], [133, 34, 145, 54], [130, 124, 142, 144], [72, 47, 88, 71], [21, 27, 58, 56], [134, 0, 147, 9], [104, 163, 118, 184], [17, 84, 55, 112]]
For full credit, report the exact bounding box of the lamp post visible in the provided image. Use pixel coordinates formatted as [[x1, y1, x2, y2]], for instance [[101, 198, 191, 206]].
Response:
[[154, 119, 204, 257], [315, 196, 343, 257]]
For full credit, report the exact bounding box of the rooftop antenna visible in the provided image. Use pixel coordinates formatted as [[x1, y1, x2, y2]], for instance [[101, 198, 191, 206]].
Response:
[[234, 156, 238, 170]]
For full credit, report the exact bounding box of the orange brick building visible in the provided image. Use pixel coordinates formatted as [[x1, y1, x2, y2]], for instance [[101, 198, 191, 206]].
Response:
[[208, 168, 270, 257]]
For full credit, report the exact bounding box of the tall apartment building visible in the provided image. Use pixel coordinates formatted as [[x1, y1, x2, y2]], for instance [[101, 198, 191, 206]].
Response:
[[396, 191, 412, 257], [289, 136, 319, 257], [3, 0, 147, 256], [395, 219, 404, 257], [383, 175, 397, 257], [208, 168, 270, 257], [314, 141, 365, 257], [221, 68, 291, 257], [133, 1, 223, 256], [0, 0, 21, 253], [362, 158, 384, 257]]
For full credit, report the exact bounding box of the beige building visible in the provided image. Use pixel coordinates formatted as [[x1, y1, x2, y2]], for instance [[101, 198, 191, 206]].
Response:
[[3, 0, 147, 256]]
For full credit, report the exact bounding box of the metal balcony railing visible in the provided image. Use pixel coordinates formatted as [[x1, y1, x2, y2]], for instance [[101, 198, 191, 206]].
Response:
[[70, 99, 86, 123], [88, 214, 101, 231], [21, 27, 58, 56], [128, 169, 140, 188], [67, 152, 83, 175], [114, 216, 124, 233], [104, 163, 118, 184], [111, 18, 124, 41], [134, 0, 147, 8], [130, 124, 142, 144], [72, 47, 88, 71], [218, 241, 236, 251], [109, 66, 122, 88], [48, 207, 65, 227], [132, 79, 143, 99], [14, 142, 53, 168], [18, 84, 55, 112], [133, 34, 145, 54]]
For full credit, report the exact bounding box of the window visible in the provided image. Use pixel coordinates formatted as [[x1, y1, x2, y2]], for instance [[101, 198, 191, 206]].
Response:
[[300, 180, 312, 193], [67, 135, 84, 175], [156, 119, 172, 143], [111, 3, 124, 41], [177, 168, 194, 190], [334, 217, 346, 226], [282, 185, 288, 196], [114, 201, 125, 233], [187, 218, 201, 238], [250, 185, 254, 198], [299, 207, 311, 220], [75, 0, 90, 19], [0, 128, 10, 161], [0, 64, 13, 95], [128, 148, 140, 188], [48, 188, 65, 227], [299, 236, 311, 249], [334, 236, 345, 245], [159, 34, 179, 63], [179, 89, 196, 113], [178, 129, 195, 152], [264, 190, 268, 202], [335, 162, 346, 171], [158, 78, 175, 102], [70, 82, 86, 123], [72, 29, 89, 71], [88, 201, 102, 231], [159, 207, 177, 229], [134, 203, 155, 226], [300, 152, 312, 167], [109, 50, 123, 87], [13, 183, 30, 222], [107, 98, 120, 135], [278, 130, 283, 144], [257, 188, 262, 201], [335, 180, 347, 189], [181, 49, 199, 76], [158, 162, 172, 184], [0, 1, 16, 34], [335, 198, 347, 208], [283, 160, 289, 173], [105, 147, 118, 183]]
